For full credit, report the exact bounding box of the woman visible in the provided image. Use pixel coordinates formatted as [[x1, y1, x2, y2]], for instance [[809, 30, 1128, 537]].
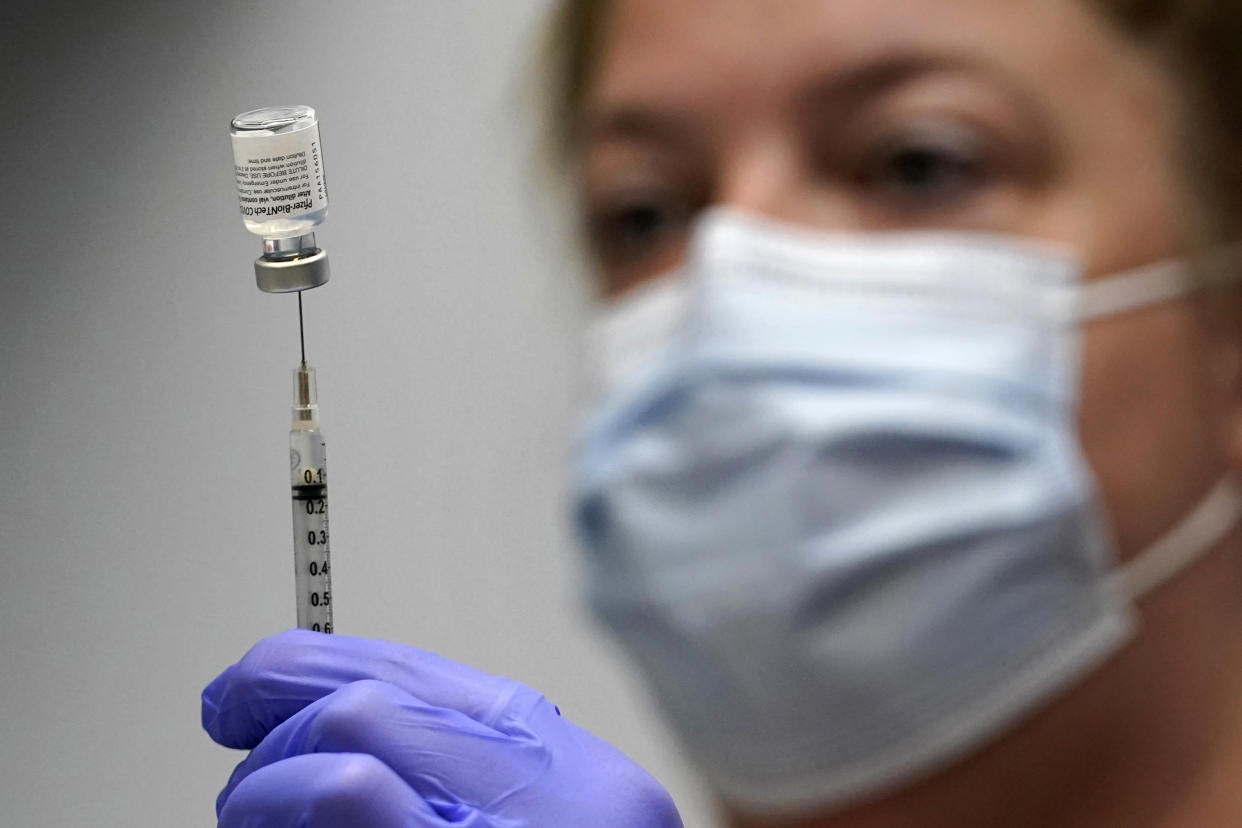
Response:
[[202, 1, 1242, 825]]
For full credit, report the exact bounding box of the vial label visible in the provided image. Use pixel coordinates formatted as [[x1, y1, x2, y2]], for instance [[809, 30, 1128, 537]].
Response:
[[232, 122, 328, 238]]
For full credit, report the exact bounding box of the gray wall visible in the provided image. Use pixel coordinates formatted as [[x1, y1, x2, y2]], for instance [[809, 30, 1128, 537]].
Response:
[[0, 2, 715, 824]]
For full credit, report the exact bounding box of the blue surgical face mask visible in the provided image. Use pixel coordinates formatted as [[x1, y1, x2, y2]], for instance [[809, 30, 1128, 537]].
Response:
[[570, 208, 1242, 814]]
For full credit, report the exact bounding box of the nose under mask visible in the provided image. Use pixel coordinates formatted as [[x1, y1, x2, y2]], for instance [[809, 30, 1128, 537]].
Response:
[[571, 208, 1242, 813]]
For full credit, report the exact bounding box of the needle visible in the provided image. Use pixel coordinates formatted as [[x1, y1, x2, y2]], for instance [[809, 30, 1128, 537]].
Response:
[[298, 290, 307, 366]]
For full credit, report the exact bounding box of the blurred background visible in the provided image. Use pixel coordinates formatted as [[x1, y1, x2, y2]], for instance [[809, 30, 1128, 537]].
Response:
[[0, 1, 715, 824]]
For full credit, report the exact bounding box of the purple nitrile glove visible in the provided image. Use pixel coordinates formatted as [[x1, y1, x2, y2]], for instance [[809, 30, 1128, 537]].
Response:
[[202, 629, 683, 827]]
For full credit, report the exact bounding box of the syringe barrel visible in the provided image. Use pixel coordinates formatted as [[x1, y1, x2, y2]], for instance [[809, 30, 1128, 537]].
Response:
[[289, 362, 332, 633], [290, 426, 333, 633]]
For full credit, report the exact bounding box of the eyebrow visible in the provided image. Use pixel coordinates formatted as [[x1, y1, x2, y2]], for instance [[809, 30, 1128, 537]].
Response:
[[798, 52, 1041, 123], [804, 53, 997, 105], [577, 104, 701, 155], [577, 51, 1040, 152]]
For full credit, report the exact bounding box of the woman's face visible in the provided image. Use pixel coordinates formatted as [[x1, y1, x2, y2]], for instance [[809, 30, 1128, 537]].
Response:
[[577, 0, 1242, 564]]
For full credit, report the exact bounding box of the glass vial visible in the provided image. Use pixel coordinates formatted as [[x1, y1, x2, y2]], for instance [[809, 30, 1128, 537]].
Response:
[[230, 105, 329, 240]]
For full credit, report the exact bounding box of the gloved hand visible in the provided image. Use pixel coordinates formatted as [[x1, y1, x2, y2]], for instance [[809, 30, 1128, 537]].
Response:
[[202, 629, 683, 827]]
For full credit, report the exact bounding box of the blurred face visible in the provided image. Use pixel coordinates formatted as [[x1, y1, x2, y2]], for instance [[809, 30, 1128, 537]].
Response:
[[576, 0, 1242, 565]]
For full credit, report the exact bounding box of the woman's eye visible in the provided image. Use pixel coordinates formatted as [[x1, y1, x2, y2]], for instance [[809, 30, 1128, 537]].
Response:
[[587, 196, 689, 268], [856, 128, 991, 209], [889, 146, 976, 190]]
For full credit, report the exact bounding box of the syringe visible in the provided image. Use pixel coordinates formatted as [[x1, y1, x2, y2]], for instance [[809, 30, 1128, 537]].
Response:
[[289, 294, 333, 632], [229, 104, 336, 632]]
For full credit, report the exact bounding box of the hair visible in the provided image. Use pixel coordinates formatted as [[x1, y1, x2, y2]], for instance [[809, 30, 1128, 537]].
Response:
[[542, 0, 1242, 244]]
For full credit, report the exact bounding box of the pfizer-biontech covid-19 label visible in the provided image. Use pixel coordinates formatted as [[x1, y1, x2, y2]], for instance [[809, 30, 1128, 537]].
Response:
[[231, 105, 329, 239]]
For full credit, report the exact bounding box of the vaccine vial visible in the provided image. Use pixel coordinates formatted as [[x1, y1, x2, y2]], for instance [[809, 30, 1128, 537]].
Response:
[[231, 105, 328, 239], [230, 105, 330, 293]]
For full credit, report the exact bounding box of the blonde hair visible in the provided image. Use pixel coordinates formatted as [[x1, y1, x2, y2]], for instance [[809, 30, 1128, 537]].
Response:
[[543, 0, 1242, 243]]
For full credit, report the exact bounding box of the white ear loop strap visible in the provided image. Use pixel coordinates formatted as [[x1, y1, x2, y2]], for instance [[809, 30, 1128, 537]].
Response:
[[1079, 253, 1242, 321], [1083, 256, 1242, 597], [1079, 260, 1195, 320], [1111, 477, 1242, 600]]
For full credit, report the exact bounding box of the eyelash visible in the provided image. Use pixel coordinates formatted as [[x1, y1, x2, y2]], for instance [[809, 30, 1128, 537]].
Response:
[[586, 191, 693, 271], [850, 126, 993, 211]]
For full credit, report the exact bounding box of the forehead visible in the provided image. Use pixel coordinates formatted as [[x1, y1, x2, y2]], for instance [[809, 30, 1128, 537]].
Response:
[[586, 0, 1140, 115]]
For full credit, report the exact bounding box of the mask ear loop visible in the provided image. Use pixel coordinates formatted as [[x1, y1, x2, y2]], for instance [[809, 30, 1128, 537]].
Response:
[[1110, 477, 1242, 601], [1078, 259, 1199, 320], [1078, 250, 1242, 321], [1083, 255, 1242, 600]]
